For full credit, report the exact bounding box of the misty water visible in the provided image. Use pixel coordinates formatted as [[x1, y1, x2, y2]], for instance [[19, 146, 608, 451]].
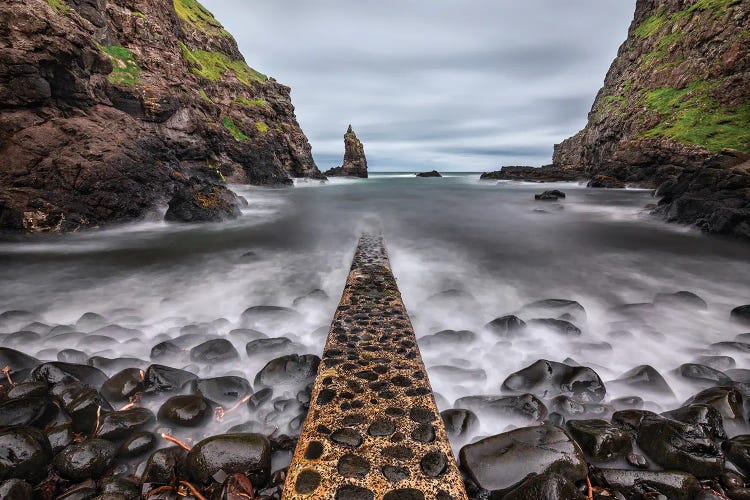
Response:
[[2, 173, 749, 454]]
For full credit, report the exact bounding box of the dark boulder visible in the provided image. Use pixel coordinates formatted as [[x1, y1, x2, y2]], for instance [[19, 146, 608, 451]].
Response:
[[240, 306, 300, 329], [587, 175, 625, 188], [186, 433, 271, 486], [484, 316, 526, 338], [118, 431, 156, 458], [7, 381, 48, 400], [527, 318, 582, 336], [57, 349, 89, 365], [46, 423, 74, 453], [416, 170, 442, 178], [731, 305, 750, 326], [662, 404, 727, 441], [0, 396, 50, 427], [636, 414, 724, 478], [535, 190, 566, 201], [61, 385, 114, 434], [723, 435, 750, 475], [566, 419, 632, 462], [521, 299, 586, 322], [441, 409, 480, 443], [459, 425, 587, 497], [608, 365, 674, 399], [164, 181, 241, 223], [0, 479, 33, 499], [455, 394, 547, 424], [0, 427, 52, 482], [246, 337, 298, 358], [503, 472, 583, 500], [53, 439, 116, 480], [189, 376, 253, 406], [75, 312, 107, 331], [142, 446, 187, 484], [100, 367, 145, 403], [292, 289, 329, 307], [675, 363, 732, 388], [189, 339, 240, 363], [502, 359, 606, 403], [254, 354, 320, 391], [143, 364, 197, 393], [95, 408, 155, 440], [157, 395, 212, 428], [420, 329, 478, 346], [590, 468, 700, 500], [654, 291, 708, 309], [150, 341, 183, 361], [30, 362, 107, 388], [683, 386, 745, 427], [695, 355, 736, 371]]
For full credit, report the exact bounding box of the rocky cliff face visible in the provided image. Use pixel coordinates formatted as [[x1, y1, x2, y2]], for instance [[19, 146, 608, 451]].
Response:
[[325, 125, 368, 178], [553, 0, 749, 238], [0, 0, 322, 232]]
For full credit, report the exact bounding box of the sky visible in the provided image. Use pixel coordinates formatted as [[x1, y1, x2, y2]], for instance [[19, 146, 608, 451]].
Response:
[[202, 0, 637, 172]]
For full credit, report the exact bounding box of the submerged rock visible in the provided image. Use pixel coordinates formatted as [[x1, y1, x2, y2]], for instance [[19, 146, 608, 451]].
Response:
[[118, 431, 156, 459], [157, 395, 212, 428], [254, 354, 320, 391], [441, 409, 480, 444], [654, 291, 708, 309], [143, 364, 197, 393], [186, 433, 271, 486], [454, 394, 547, 424], [190, 376, 253, 405], [189, 338, 240, 363], [732, 305, 750, 326], [484, 316, 526, 338], [608, 365, 675, 399], [534, 190, 566, 201], [502, 359, 606, 403], [459, 425, 587, 497], [527, 318, 582, 336]]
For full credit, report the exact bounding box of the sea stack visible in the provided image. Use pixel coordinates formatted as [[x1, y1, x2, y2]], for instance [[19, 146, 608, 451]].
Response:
[[325, 125, 368, 178]]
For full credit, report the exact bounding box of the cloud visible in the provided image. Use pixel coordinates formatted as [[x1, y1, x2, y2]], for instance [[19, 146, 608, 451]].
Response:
[[202, 0, 637, 171]]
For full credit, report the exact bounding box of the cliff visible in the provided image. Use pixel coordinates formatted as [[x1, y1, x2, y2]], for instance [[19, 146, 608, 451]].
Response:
[[0, 0, 322, 232], [553, 0, 749, 238], [325, 125, 368, 178]]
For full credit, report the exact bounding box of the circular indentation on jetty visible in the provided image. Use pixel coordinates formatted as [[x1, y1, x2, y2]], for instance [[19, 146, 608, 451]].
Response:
[[385, 407, 405, 417], [382, 445, 414, 461], [383, 489, 425, 500], [295, 469, 321, 494], [337, 453, 371, 478], [317, 424, 332, 434], [373, 364, 389, 374], [420, 451, 448, 477], [342, 414, 366, 427], [330, 428, 363, 448], [354, 370, 379, 381], [382, 465, 409, 483], [379, 390, 396, 399], [369, 381, 389, 391], [368, 418, 395, 436], [411, 423, 435, 443], [409, 407, 436, 424], [405, 387, 430, 397], [436, 491, 453, 500], [391, 375, 412, 387], [304, 441, 324, 460], [317, 389, 336, 405], [335, 485, 374, 500]]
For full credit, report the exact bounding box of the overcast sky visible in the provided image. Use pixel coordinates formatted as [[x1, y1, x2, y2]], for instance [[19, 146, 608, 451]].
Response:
[[203, 0, 636, 172]]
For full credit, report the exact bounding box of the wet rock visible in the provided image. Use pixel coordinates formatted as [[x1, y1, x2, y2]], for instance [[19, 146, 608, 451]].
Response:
[[46, 423, 74, 453], [99, 476, 140, 498], [59, 385, 114, 434], [566, 419, 632, 461], [612, 409, 658, 434], [484, 316, 527, 338], [731, 305, 750, 326], [150, 341, 182, 361], [459, 425, 587, 497], [165, 181, 241, 223], [0, 396, 50, 426], [30, 362, 107, 387], [676, 363, 732, 388], [611, 396, 644, 411], [57, 349, 89, 365], [521, 299, 586, 322], [0, 310, 36, 329], [246, 337, 300, 358], [503, 472, 583, 500], [711, 342, 750, 354], [455, 394, 548, 423], [550, 395, 613, 419], [0, 479, 33, 499], [142, 446, 187, 484], [7, 381, 48, 400], [5, 331, 41, 345], [441, 409, 479, 443], [637, 414, 724, 478], [420, 329, 478, 346], [219, 473, 257, 499], [535, 190, 566, 201], [527, 318, 582, 336], [254, 354, 320, 391], [189, 339, 240, 363], [416, 170, 442, 178], [695, 356, 737, 371], [0, 348, 39, 378], [590, 468, 700, 500], [608, 365, 674, 399], [189, 376, 253, 405], [118, 431, 156, 458], [89, 356, 148, 374], [502, 359, 606, 403], [157, 395, 212, 428], [0, 427, 52, 482], [143, 364, 197, 393], [186, 433, 270, 486], [95, 408, 155, 440], [75, 312, 107, 331], [654, 291, 708, 309], [292, 289, 329, 307], [240, 306, 301, 330], [684, 386, 745, 427], [228, 328, 268, 343], [56, 481, 98, 499], [53, 439, 116, 480], [100, 368, 145, 403], [662, 404, 727, 440]]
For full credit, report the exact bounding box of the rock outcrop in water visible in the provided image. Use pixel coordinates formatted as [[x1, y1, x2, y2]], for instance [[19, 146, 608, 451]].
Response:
[[480, 165, 584, 183], [324, 125, 368, 178], [0, 0, 322, 232], [553, 0, 749, 239]]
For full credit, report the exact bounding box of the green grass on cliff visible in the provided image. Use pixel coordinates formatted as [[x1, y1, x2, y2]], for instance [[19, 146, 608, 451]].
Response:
[[234, 97, 269, 110], [634, 11, 668, 38], [255, 121, 269, 134], [643, 81, 750, 153], [173, 0, 231, 38], [100, 45, 141, 86], [222, 117, 248, 141], [679, 0, 741, 18], [46, 0, 71, 13], [179, 42, 266, 87]]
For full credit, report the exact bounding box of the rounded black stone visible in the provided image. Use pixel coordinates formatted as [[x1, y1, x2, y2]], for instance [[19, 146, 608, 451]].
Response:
[[337, 453, 371, 478], [335, 485, 374, 500], [391, 375, 412, 387], [379, 390, 396, 399], [330, 428, 363, 448], [406, 387, 430, 397], [383, 489, 425, 500], [355, 370, 378, 381], [382, 445, 414, 461], [342, 414, 366, 427], [385, 407, 405, 417], [317, 389, 336, 405], [382, 465, 409, 483], [411, 424, 435, 443], [409, 407, 436, 424], [304, 441, 324, 460], [420, 451, 448, 477], [295, 470, 321, 494], [368, 418, 395, 437]]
